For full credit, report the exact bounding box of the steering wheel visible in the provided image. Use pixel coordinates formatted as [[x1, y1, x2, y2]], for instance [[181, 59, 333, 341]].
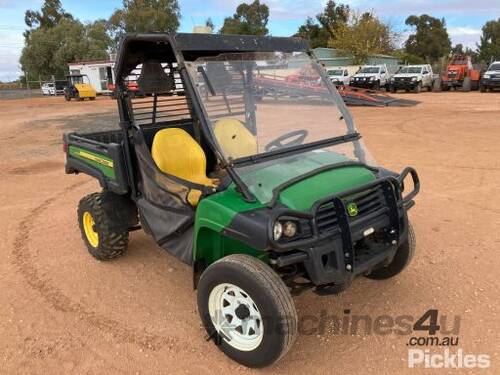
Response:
[[265, 130, 309, 152]]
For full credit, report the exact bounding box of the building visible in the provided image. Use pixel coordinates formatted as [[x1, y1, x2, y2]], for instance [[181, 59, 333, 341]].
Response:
[[68, 58, 116, 94], [313, 48, 400, 74]]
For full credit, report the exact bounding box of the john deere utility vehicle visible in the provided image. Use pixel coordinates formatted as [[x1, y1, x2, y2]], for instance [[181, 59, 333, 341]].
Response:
[[64, 74, 96, 101], [64, 33, 420, 368]]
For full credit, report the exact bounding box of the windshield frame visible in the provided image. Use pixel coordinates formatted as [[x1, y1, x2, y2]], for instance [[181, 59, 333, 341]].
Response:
[[488, 63, 500, 71], [183, 50, 366, 202]]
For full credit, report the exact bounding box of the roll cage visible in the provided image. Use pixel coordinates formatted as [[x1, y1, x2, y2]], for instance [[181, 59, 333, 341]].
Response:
[[113, 33, 361, 203]]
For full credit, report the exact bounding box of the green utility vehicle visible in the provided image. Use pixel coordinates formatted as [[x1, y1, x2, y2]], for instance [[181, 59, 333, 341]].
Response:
[[64, 33, 420, 368]]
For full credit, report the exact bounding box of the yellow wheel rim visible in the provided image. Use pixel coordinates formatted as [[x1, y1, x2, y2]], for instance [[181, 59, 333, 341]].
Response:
[[83, 211, 99, 247]]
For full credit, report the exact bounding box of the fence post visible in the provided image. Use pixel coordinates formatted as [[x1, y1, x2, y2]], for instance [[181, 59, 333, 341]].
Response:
[[52, 75, 56, 96]]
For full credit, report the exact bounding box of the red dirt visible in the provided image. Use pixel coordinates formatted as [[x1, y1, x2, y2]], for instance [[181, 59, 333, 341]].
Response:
[[0, 93, 499, 374]]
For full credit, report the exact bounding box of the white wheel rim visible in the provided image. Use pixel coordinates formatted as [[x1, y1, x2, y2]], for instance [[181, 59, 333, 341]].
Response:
[[208, 283, 264, 351]]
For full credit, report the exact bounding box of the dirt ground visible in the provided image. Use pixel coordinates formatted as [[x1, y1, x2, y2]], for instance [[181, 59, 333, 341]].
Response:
[[0, 93, 499, 374]]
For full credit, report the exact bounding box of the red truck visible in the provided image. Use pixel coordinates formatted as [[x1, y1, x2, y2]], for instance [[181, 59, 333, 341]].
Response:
[[438, 54, 481, 92]]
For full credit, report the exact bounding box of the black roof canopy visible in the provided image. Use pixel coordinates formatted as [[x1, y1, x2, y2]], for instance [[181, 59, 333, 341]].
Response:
[[114, 32, 310, 79]]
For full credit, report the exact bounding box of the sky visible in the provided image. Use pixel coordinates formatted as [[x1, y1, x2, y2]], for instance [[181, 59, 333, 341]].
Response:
[[0, 0, 499, 81]]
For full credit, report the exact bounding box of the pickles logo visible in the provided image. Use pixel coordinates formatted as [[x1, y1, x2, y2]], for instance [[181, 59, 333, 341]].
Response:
[[346, 202, 358, 217]]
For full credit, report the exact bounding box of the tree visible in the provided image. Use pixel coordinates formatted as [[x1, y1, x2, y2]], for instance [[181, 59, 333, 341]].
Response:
[[295, 18, 329, 48], [316, 0, 350, 40], [478, 18, 500, 64], [404, 14, 451, 63], [451, 43, 479, 63], [220, 0, 269, 36], [331, 12, 397, 64], [205, 18, 215, 31], [295, 1, 350, 48], [108, 0, 180, 44], [20, 19, 111, 79], [24, 0, 73, 37]]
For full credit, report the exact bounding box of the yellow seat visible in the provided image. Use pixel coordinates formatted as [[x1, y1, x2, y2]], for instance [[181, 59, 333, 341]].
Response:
[[213, 119, 257, 160], [151, 128, 217, 206]]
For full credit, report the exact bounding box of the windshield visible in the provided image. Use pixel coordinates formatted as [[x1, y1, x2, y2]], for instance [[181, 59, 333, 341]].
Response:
[[328, 69, 344, 76], [488, 63, 500, 71], [186, 52, 374, 204], [399, 66, 422, 74], [359, 67, 380, 74]]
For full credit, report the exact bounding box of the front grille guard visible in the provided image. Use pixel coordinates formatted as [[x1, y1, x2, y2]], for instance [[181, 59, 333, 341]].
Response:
[[312, 178, 401, 270], [268, 168, 420, 252]]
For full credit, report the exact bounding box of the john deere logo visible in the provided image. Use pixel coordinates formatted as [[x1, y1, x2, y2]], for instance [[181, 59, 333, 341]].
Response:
[[346, 202, 358, 217]]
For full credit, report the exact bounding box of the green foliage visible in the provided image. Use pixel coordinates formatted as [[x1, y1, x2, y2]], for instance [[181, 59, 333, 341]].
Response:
[[20, 18, 112, 79], [330, 12, 397, 65], [24, 0, 73, 36], [404, 14, 451, 63], [295, 1, 350, 48], [20, 0, 112, 79], [316, 0, 350, 40], [478, 18, 500, 64], [451, 43, 479, 63], [108, 0, 180, 44], [220, 0, 269, 36], [394, 49, 425, 65], [295, 18, 329, 48]]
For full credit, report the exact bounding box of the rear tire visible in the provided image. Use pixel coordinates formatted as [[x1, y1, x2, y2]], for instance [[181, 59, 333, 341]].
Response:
[[197, 254, 297, 368], [365, 222, 416, 280], [77, 192, 130, 260], [462, 77, 472, 92]]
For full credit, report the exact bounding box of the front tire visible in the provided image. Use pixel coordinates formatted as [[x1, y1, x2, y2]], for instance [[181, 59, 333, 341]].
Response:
[[433, 77, 442, 92], [197, 254, 297, 368], [77, 192, 130, 260], [366, 222, 416, 280]]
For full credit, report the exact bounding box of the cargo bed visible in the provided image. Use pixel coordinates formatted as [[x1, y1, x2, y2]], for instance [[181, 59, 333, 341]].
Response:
[[63, 130, 129, 194]]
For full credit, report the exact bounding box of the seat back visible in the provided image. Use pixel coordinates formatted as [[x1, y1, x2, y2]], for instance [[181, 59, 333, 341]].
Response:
[[137, 61, 175, 95], [213, 119, 257, 160], [151, 128, 212, 186]]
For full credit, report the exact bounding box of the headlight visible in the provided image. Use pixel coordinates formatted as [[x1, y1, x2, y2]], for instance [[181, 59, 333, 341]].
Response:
[[484, 74, 491, 79], [390, 77, 395, 82], [283, 221, 297, 238], [271, 217, 312, 243], [273, 221, 283, 241], [411, 77, 418, 81], [369, 76, 375, 81]]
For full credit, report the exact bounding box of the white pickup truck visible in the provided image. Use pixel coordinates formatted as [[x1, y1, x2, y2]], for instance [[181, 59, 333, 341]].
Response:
[[349, 64, 391, 90], [389, 64, 434, 93], [325, 67, 351, 86]]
